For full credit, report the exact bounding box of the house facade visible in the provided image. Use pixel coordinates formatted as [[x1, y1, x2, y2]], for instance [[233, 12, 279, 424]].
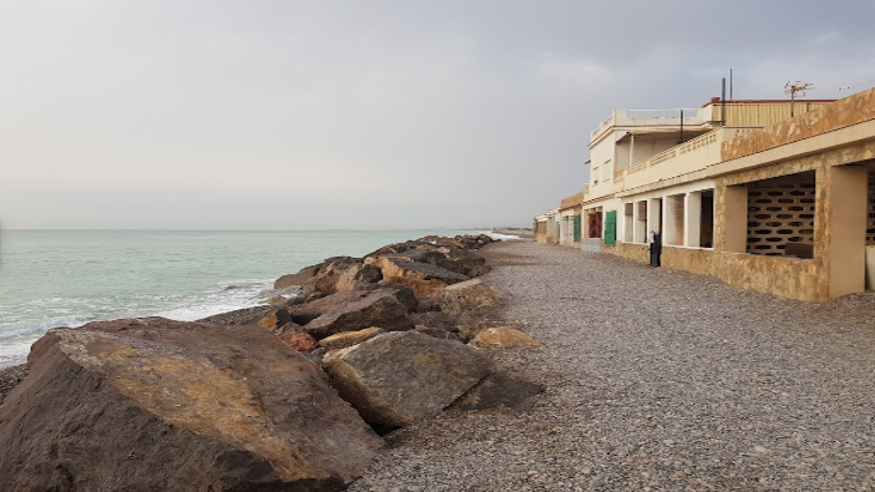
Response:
[[540, 89, 875, 301]]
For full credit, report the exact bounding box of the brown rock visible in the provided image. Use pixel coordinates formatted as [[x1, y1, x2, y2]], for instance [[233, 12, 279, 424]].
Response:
[[196, 305, 276, 326], [0, 318, 382, 491], [257, 307, 293, 331], [468, 327, 543, 349], [322, 331, 492, 428], [452, 372, 544, 411], [319, 327, 385, 351], [291, 288, 415, 339], [279, 332, 319, 352], [437, 279, 501, 316], [301, 257, 373, 297], [274, 264, 321, 289], [410, 312, 462, 341], [366, 257, 470, 300]]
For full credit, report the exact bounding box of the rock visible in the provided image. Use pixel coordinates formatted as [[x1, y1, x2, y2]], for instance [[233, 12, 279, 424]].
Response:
[[279, 332, 319, 352], [436, 254, 491, 277], [319, 327, 385, 351], [275, 321, 306, 336], [196, 305, 276, 326], [410, 312, 462, 341], [468, 327, 543, 349], [322, 331, 492, 428], [274, 264, 322, 289], [257, 307, 293, 331], [291, 288, 415, 339], [437, 279, 501, 316], [0, 364, 27, 407], [451, 372, 544, 411], [0, 318, 382, 491], [301, 257, 383, 297], [366, 257, 470, 300]]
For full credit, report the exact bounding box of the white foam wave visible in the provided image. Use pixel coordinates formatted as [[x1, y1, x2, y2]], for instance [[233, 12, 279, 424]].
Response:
[[485, 231, 522, 240], [0, 315, 94, 340]]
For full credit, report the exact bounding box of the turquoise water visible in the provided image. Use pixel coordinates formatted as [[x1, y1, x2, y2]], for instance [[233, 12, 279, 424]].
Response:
[[0, 229, 476, 367]]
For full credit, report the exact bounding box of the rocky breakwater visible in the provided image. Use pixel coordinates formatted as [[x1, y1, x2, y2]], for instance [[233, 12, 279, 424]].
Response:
[[0, 234, 544, 491]]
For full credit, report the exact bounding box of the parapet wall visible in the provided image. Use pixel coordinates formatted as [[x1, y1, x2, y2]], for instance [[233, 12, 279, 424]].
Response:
[[722, 88, 875, 161]]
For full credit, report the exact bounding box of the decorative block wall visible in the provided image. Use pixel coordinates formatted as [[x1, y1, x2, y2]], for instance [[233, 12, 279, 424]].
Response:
[[746, 171, 816, 256]]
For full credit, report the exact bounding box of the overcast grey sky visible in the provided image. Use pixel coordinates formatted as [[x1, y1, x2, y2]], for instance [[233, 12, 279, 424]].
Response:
[[2, 1, 874, 230]]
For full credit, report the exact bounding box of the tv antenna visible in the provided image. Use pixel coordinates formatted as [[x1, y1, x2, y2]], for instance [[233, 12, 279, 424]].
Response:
[[784, 81, 814, 117]]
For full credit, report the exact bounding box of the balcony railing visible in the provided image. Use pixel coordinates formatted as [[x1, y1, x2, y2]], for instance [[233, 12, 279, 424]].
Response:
[[590, 108, 709, 142]]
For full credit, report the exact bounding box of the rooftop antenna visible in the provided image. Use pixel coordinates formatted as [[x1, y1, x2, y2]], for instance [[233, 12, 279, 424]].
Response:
[[838, 80, 875, 92], [784, 81, 814, 117]]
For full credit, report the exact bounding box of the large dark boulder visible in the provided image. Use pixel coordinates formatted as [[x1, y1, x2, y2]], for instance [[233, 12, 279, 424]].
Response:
[[290, 287, 415, 338], [322, 331, 492, 429], [0, 318, 382, 492], [365, 257, 470, 300], [299, 257, 383, 297], [274, 264, 322, 289]]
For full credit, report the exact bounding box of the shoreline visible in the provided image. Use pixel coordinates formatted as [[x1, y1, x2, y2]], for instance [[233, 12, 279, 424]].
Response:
[[0, 229, 512, 370]]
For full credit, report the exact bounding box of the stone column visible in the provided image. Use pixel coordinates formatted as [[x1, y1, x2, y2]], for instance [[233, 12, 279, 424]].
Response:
[[685, 191, 702, 247], [720, 185, 748, 253], [826, 165, 867, 298]]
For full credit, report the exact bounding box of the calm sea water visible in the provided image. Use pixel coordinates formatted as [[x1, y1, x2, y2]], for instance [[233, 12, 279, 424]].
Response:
[[0, 229, 482, 368]]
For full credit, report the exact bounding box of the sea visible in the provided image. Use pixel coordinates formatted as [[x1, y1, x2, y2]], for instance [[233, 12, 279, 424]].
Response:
[[0, 229, 512, 368]]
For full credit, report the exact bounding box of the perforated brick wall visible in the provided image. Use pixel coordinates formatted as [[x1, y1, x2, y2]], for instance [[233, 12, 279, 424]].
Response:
[[746, 171, 816, 256]]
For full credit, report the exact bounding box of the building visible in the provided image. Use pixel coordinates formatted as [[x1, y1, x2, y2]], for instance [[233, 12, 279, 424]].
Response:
[[538, 89, 875, 301], [534, 208, 560, 244]]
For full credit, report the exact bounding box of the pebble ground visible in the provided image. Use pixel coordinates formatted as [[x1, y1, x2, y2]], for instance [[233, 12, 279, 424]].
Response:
[[347, 240, 875, 492]]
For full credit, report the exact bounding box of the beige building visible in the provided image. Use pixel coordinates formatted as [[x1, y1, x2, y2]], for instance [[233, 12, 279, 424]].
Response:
[[533, 208, 560, 244], [539, 90, 875, 301]]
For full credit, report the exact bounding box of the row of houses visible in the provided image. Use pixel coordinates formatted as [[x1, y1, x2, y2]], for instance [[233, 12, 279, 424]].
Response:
[[534, 88, 875, 301]]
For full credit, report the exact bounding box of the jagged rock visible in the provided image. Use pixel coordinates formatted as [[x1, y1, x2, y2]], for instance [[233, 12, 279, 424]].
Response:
[[319, 327, 384, 351], [469, 327, 543, 349], [291, 287, 415, 339], [366, 257, 470, 300], [196, 305, 276, 326], [322, 331, 492, 428], [437, 279, 501, 316], [0, 365, 27, 407], [452, 372, 544, 411], [275, 321, 306, 336], [410, 312, 462, 341], [0, 318, 382, 491], [279, 332, 319, 352], [274, 264, 322, 289], [257, 307, 293, 331], [300, 258, 382, 297], [437, 254, 491, 277]]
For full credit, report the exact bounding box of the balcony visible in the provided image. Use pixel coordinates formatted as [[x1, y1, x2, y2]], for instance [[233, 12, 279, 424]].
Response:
[[615, 128, 757, 192], [590, 108, 711, 145]]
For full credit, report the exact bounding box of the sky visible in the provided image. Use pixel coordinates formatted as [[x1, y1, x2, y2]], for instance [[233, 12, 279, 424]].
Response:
[[2, 1, 874, 230]]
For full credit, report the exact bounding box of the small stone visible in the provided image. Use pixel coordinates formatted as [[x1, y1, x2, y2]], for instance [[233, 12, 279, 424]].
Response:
[[754, 446, 769, 454]]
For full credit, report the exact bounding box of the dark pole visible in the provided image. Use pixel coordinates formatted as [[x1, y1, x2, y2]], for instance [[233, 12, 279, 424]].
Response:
[[729, 68, 734, 100], [679, 109, 684, 144], [721, 78, 727, 126]]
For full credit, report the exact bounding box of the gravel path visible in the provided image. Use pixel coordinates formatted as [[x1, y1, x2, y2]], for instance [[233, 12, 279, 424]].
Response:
[[348, 240, 875, 492]]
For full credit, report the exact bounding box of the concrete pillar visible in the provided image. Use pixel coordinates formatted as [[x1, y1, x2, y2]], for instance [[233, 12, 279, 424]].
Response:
[[827, 165, 867, 298], [685, 191, 702, 247], [634, 201, 647, 243], [721, 185, 748, 253]]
